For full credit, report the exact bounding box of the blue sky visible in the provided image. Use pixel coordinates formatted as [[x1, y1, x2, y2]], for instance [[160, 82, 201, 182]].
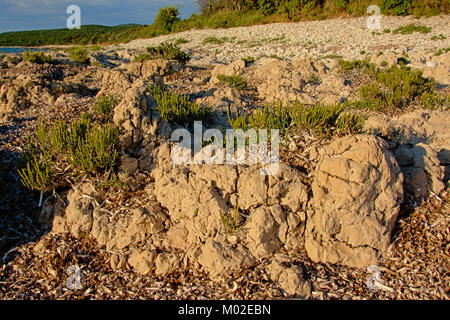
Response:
[[0, 0, 198, 33]]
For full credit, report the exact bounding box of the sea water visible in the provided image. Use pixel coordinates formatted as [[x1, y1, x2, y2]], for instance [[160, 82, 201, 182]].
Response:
[[0, 47, 48, 54]]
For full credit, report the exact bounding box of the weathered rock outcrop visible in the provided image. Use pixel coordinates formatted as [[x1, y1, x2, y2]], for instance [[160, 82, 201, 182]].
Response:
[[305, 135, 404, 268], [49, 141, 310, 279], [254, 58, 307, 103], [252, 58, 349, 104], [209, 59, 246, 85], [365, 109, 449, 202], [33, 55, 448, 289], [0, 73, 53, 120], [266, 254, 311, 298], [151, 147, 309, 277], [127, 59, 180, 78], [96, 70, 134, 101]]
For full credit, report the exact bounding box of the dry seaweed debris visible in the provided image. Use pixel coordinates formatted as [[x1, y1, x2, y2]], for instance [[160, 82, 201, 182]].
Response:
[[0, 190, 448, 300]]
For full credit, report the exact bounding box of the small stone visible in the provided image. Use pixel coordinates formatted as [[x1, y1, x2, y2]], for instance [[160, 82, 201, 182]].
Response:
[[119, 155, 139, 174]]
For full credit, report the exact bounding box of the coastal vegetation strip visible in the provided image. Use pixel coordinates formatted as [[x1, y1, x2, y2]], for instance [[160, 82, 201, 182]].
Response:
[[0, 0, 448, 46]]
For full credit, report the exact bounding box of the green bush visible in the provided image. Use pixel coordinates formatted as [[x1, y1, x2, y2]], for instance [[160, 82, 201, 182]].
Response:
[[135, 43, 190, 64], [380, 0, 412, 15], [258, 0, 279, 16], [153, 87, 210, 125], [22, 51, 53, 64], [95, 94, 118, 116], [67, 47, 90, 64], [353, 64, 437, 112], [393, 24, 432, 34], [338, 59, 373, 71], [68, 124, 119, 173], [431, 34, 446, 40], [154, 6, 180, 32], [18, 118, 119, 192], [292, 103, 343, 134], [335, 112, 365, 135], [203, 36, 228, 44], [217, 74, 247, 90], [248, 101, 292, 131], [419, 92, 449, 110], [175, 37, 189, 44], [228, 100, 365, 137]]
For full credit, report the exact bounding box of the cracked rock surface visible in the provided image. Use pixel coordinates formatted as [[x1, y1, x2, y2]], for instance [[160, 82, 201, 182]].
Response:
[[306, 135, 404, 268]]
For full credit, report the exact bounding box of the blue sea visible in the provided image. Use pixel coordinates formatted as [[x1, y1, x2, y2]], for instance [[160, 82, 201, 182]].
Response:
[[0, 47, 48, 54]]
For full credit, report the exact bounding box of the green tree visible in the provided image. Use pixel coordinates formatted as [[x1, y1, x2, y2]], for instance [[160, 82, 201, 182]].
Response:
[[154, 6, 180, 31]]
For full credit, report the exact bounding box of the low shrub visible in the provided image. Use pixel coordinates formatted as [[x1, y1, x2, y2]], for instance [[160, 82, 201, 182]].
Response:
[[152, 87, 210, 125], [135, 43, 189, 64], [380, 0, 412, 15], [338, 59, 373, 71], [67, 47, 90, 64], [242, 56, 256, 65], [217, 74, 247, 90], [94, 94, 118, 116], [22, 51, 53, 64], [257, 0, 278, 16], [221, 204, 241, 234], [358, 65, 436, 111], [419, 92, 449, 110], [393, 24, 432, 34], [203, 36, 228, 45], [431, 34, 446, 40], [175, 37, 189, 44], [228, 100, 365, 137], [18, 117, 119, 192]]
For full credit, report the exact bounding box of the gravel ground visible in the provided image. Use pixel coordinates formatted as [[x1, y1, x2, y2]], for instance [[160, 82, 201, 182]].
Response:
[[1, 193, 448, 300], [121, 15, 450, 64]]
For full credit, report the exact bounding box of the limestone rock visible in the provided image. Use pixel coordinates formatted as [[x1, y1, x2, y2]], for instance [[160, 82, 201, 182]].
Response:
[[127, 249, 156, 275], [113, 78, 167, 150], [127, 59, 180, 78], [245, 206, 283, 259], [65, 184, 96, 238], [305, 135, 404, 268], [254, 59, 306, 103], [197, 237, 255, 278], [154, 252, 182, 276], [119, 155, 139, 174], [0, 73, 52, 120], [365, 109, 449, 201], [210, 60, 246, 85], [422, 64, 450, 85], [96, 70, 133, 101], [110, 253, 127, 270], [267, 256, 311, 298]]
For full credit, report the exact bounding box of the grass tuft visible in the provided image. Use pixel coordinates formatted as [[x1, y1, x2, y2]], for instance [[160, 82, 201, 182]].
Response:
[[228, 101, 365, 138], [18, 117, 119, 192], [22, 51, 53, 64], [94, 94, 118, 116], [202, 36, 228, 45], [134, 43, 189, 64], [152, 87, 210, 125], [67, 47, 90, 64], [217, 74, 247, 90], [393, 24, 432, 34]]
